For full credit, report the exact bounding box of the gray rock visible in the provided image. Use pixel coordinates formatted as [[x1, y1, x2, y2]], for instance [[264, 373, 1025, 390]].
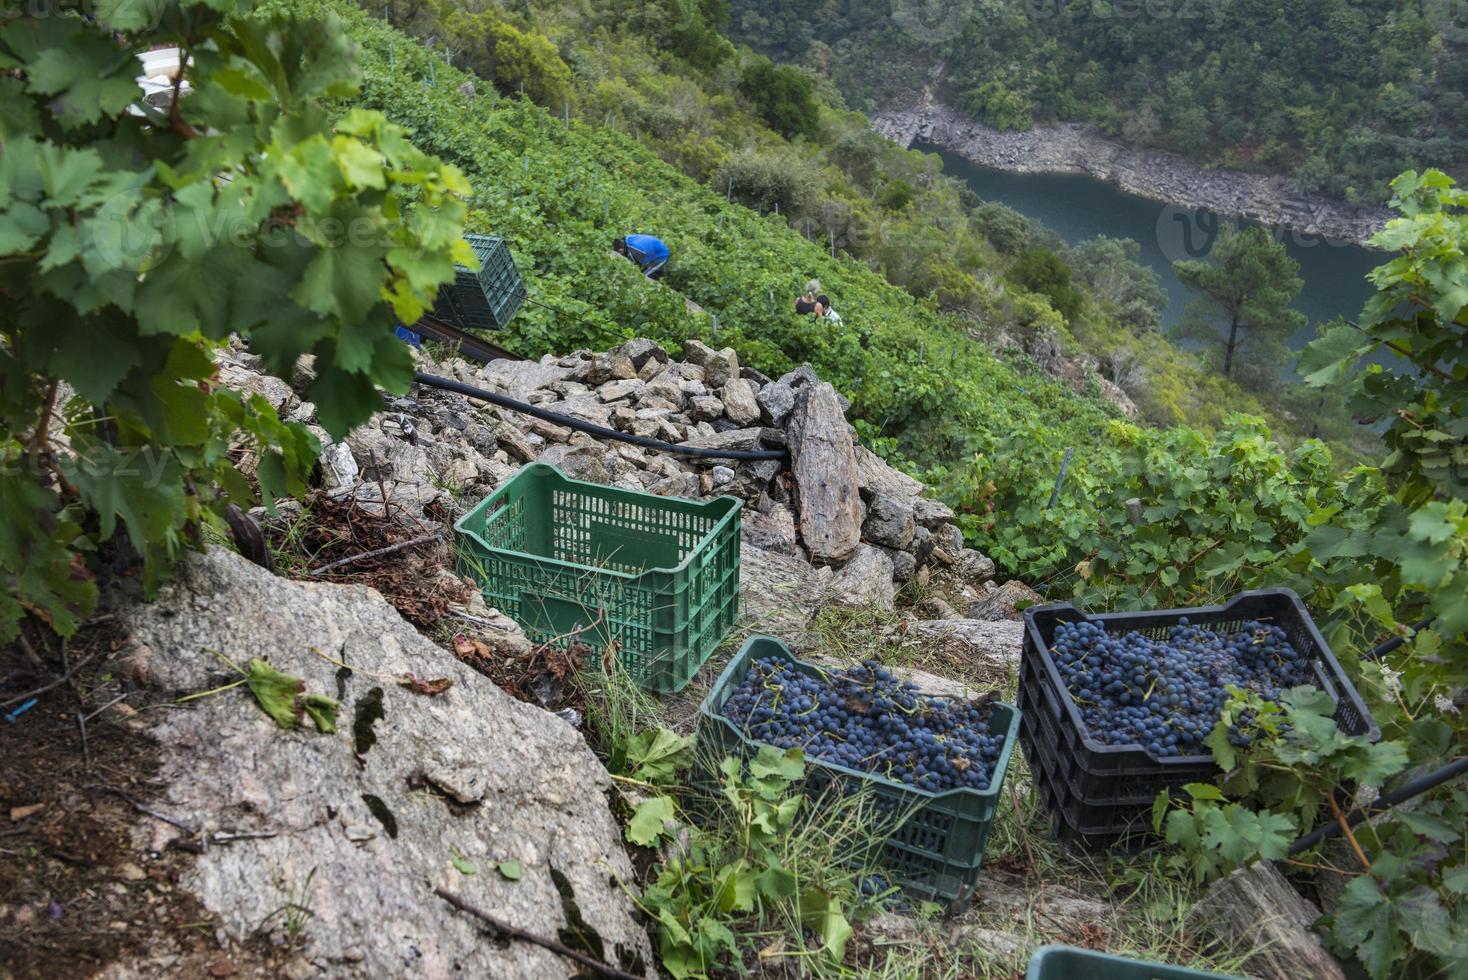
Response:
[[688, 395, 724, 421], [934, 523, 965, 554], [905, 619, 1023, 673], [968, 579, 1040, 620], [786, 382, 863, 564], [886, 548, 917, 583], [617, 338, 668, 369], [538, 395, 611, 428], [861, 494, 916, 550], [738, 545, 831, 642], [476, 357, 575, 400], [710, 465, 735, 488], [756, 381, 796, 426], [720, 378, 760, 426], [596, 379, 644, 403], [683, 427, 770, 452], [916, 597, 959, 620], [318, 441, 359, 490], [115, 549, 651, 978], [573, 352, 636, 385], [680, 339, 716, 366], [1194, 862, 1347, 980], [536, 444, 611, 484], [740, 366, 772, 386], [830, 544, 896, 610], [218, 358, 299, 415], [740, 505, 798, 556], [913, 497, 956, 528], [643, 377, 686, 408], [956, 548, 997, 584], [345, 425, 432, 487], [703, 347, 740, 388], [853, 445, 926, 503], [544, 380, 591, 398]]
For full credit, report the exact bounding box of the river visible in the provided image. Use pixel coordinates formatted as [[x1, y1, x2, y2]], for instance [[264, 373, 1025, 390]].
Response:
[[921, 143, 1386, 347]]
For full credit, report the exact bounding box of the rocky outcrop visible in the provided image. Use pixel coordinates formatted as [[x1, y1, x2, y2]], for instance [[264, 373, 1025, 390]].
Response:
[[113, 548, 651, 979], [1194, 862, 1347, 980], [969, 580, 1043, 622], [872, 103, 1391, 247], [228, 336, 1001, 630], [786, 381, 865, 564]]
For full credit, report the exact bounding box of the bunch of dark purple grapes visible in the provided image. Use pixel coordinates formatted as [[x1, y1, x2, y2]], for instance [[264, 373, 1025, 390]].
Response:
[[1050, 617, 1313, 757], [720, 656, 1006, 793]]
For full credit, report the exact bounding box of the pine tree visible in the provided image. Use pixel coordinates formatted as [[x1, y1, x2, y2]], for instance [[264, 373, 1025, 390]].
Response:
[[1172, 225, 1306, 388]]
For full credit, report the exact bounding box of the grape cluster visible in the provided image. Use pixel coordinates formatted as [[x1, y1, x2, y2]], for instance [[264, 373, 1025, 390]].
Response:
[[720, 656, 1007, 793], [1050, 617, 1313, 757]]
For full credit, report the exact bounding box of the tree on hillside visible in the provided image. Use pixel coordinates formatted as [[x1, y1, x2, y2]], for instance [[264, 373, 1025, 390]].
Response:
[[1172, 225, 1305, 386], [738, 57, 819, 140], [1069, 236, 1166, 334], [1007, 247, 1083, 323]]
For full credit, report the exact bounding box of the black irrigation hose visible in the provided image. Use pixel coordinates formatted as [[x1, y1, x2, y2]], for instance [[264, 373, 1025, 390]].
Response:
[[1289, 755, 1468, 855], [1364, 618, 1435, 661], [413, 372, 790, 462], [1280, 618, 1452, 853]]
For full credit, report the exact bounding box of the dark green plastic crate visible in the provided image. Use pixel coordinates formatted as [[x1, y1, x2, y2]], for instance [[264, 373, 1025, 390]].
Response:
[[1027, 945, 1238, 979], [699, 636, 1021, 908], [454, 463, 741, 693], [431, 234, 525, 331]]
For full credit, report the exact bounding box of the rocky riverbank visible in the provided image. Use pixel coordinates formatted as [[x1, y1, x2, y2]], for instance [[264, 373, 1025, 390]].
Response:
[[872, 102, 1391, 247]]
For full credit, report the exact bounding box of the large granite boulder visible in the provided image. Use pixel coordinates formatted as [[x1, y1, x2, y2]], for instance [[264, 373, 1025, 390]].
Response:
[[786, 382, 863, 564], [113, 549, 650, 979]]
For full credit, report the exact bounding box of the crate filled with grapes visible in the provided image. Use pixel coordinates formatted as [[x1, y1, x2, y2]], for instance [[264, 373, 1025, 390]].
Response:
[[699, 636, 1021, 907], [1020, 588, 1378, 850]]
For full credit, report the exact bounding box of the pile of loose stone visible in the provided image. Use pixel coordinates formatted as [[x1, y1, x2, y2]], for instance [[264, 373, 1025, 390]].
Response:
[[222, 335, 1023, 616]]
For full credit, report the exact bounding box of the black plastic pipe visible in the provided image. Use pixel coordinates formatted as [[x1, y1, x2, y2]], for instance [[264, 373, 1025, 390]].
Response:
[[1288, 754, 1468, 854], [1363, 618, 1435, 661], [413, 372, 790, 462]]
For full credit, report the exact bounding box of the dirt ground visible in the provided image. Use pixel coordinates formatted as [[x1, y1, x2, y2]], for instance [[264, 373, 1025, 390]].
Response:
[[0, 624, 288, 979]]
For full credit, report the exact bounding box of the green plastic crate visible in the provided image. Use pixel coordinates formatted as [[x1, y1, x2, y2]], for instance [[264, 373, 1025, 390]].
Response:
[[1026, 945, 1239, 979], [454, 463, 741, 693], [698, 636, 1021, 908], [431, 234, 525, 331]]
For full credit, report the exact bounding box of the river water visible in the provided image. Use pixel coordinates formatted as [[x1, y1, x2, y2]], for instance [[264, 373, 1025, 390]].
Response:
[[922, 144, 1386, 346]]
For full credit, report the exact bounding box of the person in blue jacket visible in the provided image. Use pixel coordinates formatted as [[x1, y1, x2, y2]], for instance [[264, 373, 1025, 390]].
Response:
[[613, 235, 669, 280]]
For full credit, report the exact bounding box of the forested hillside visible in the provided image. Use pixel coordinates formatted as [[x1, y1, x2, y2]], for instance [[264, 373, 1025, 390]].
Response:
[[363, 0, 1376, 446], [730, 0, 1468, 204]]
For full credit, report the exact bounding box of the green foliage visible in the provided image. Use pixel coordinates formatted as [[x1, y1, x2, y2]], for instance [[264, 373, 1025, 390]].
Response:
[[1008, 247, 1082, 323], [1068, 236, 1166, 335], [732, 0, 1468, 203], [738, 57, 819, 140], [622, 727, 697, 786], [961, 80, 1033, 132], [712, 145, 821, 217], [0, 1, 468, 643], [442, 6, 573, 109], [1155, 684, 1464, 978], [1172, 225, 1307, 388], [634, 747, 860, 979]]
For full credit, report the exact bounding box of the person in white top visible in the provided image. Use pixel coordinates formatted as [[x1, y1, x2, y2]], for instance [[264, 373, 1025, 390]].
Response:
[[814, 294, 842, 324]]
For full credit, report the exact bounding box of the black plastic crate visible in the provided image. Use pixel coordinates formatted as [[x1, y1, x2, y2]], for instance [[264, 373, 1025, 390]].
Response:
[[1020, 589, 1379, 849], [431, 234, 525, 331]]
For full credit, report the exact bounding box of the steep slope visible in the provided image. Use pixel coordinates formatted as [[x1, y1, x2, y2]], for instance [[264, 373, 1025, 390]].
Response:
[[295, 0, 1117, 482]]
